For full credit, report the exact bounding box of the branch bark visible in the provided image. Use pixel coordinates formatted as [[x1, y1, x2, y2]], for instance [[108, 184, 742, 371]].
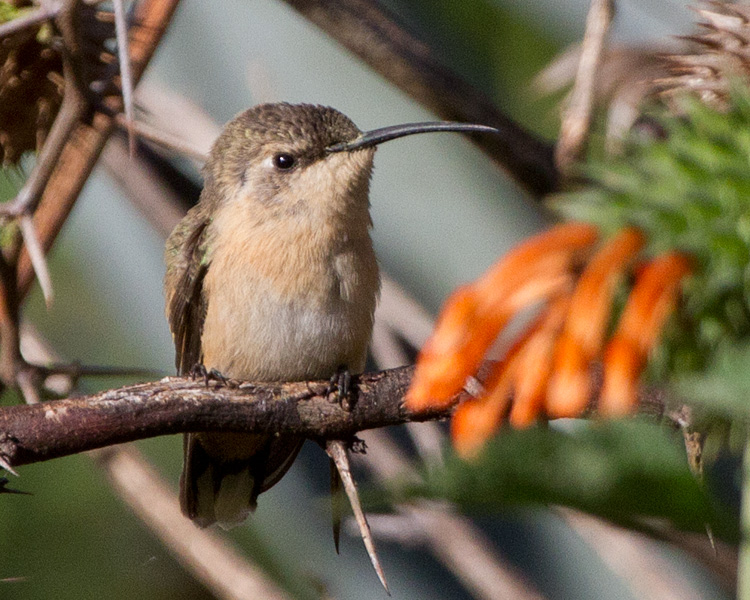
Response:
[[0, 366, 451, 468], [0, 361, 678, 471]]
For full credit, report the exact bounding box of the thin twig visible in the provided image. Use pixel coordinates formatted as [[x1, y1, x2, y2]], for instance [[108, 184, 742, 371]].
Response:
[[555, 0, 615, 174], [377, 275, 434, 350], [135, 82, 219, 157], [98, 447, 295, 600], [0, 234, 24, 387], [112, 0, 135, 155], [370, 317, 445, 466], [101, 135, 187, 238], [0, 4, 60, 39], [15, 366, 41, 405], [326, 440, 389, 593], [558, 508, 709, 600]]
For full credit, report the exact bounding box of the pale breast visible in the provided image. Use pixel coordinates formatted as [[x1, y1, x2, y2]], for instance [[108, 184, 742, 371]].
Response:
[[200, 213, 379, 382]]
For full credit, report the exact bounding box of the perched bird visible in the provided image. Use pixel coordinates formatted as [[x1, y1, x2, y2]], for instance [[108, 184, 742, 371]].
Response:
[[164, 102, 497, 529]]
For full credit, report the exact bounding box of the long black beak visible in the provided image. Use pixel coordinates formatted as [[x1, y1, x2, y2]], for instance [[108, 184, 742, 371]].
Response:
[[326, 121, 499, 153]]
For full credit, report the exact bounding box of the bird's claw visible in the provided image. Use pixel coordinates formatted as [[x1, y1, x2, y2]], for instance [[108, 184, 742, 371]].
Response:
[[189, 363, 229, 387], [327, 365, 353, 410]]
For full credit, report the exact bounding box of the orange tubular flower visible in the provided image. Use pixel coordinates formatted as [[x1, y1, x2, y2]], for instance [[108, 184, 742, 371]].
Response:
[[509, 293, 572, 428], [546, 227, 645, 418], [451, 349, 522, 459], [405, 223, 599, 411], [452, 305, 555, 456], [599, 253, 692, 416], [406, 222, 691, 459]]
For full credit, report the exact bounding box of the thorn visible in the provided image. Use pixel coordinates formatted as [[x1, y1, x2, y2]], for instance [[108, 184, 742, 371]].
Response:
[[112, 0, 136, 157], [326, 440, 390, 594], [19, 215, 53, 308], [330, 458, 342, 554], [0, 456, 19, 477]]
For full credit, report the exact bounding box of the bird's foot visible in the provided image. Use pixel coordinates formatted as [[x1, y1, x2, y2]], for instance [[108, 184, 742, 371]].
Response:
[[327, 365, 353, 410], [189, 363, 229, 387]]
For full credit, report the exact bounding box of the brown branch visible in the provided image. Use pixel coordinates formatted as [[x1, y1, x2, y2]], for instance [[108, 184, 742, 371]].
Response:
[[0, 362, 681, 472], [0, 366, 450, 468], [282, 0, 557, 197]]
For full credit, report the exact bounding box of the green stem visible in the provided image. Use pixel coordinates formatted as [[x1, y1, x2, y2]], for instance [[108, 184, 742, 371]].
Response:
[[739, 438, 750, 599]]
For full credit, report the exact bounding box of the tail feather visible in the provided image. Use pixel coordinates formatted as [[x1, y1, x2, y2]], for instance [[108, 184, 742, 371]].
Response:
[[180, 432, 303, 529]]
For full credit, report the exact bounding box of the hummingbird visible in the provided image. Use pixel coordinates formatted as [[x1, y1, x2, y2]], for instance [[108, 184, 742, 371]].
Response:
[[164, 103, 497, 531]]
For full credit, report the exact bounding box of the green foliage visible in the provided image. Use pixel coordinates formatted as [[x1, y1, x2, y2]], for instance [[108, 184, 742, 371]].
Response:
[[675, 342, 750, 421], [0, 2, 24, 24], [388, 421, 738, 540], [552, 90, 750, 387]]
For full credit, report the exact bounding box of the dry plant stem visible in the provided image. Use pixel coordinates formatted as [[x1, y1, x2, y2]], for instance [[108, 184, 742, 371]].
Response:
[[102, 135, 187, 238], [378, 275, 434, 350], [114, 114, 210, 163], [558, 508, 710, 600], [359, 428, 548, 600], [16, 0, 181, 298], [283, 0, 557, 197], [555, 0, 614, 174], [326, 439, 390, 593], [371, 316, 445, 466], [18, 215, 53, 307], [97, 447, 294, 600], [645, 526, 737, 594], [0, 251, 23, 387]]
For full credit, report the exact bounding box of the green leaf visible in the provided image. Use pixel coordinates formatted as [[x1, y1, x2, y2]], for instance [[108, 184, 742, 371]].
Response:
[[387, 421, 737, 540]]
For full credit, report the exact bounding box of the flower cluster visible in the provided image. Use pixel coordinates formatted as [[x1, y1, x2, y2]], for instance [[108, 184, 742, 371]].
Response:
[[406, 223, 691, 458]]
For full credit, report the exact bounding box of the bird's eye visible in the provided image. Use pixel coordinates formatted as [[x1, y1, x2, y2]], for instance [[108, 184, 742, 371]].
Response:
[[272, 153, 296, 170]]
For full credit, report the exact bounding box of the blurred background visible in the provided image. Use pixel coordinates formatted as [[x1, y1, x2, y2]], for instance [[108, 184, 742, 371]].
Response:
[[0, 0, 730, 599]]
